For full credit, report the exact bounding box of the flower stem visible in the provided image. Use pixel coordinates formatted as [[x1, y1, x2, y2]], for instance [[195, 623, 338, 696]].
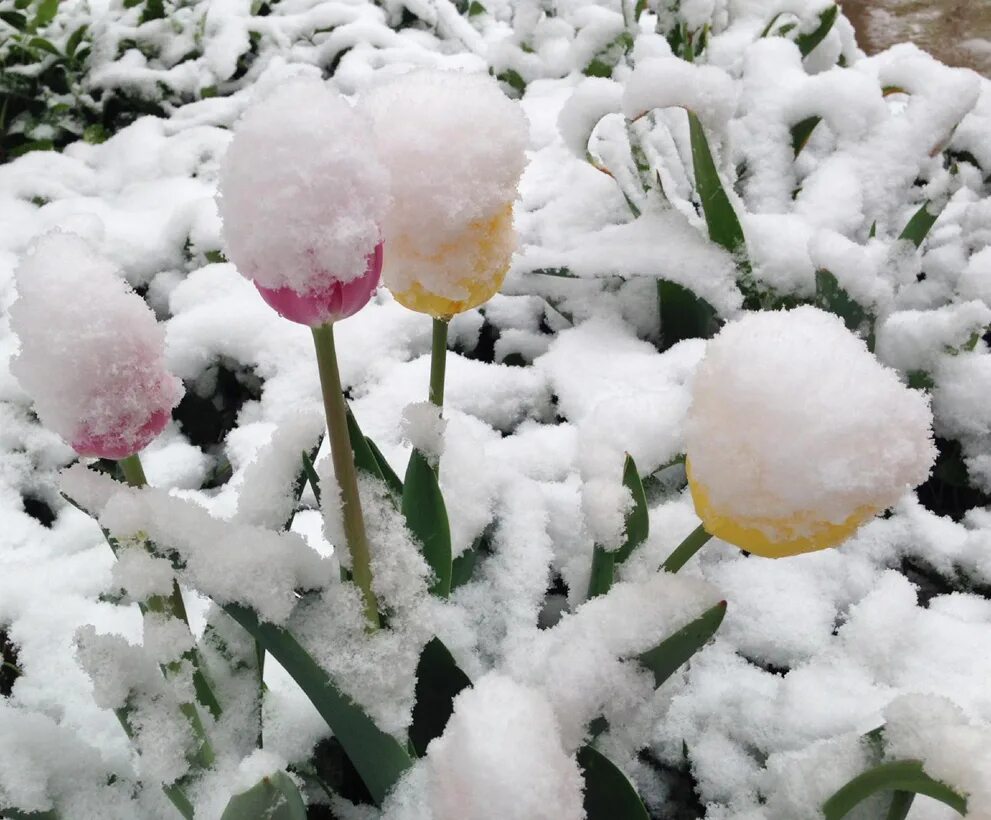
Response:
[[311, 323, 380, 630], [429, 317, 449, 408], [118, 453, 147, 487], [661, 524, 713, 573]]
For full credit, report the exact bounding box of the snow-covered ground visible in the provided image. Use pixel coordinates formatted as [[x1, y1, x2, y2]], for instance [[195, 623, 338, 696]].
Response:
[[2, 0, 991, 817]]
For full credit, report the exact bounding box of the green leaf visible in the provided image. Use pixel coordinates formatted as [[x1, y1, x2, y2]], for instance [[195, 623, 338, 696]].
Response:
[[791, 115, 820, 156], [688, 111, 747, 259], [638, 601, 726, 688], [9, 139, 54, 158], [220, 771, 307, 820], [366, 436, 403, 497], [27, 36, 60, 55], [886, 791, 915, 820], [345, 406, 386, 482], [814, 269, 875, 344], [451, 529, 489, 590], [82, 123, 107, 144], [223, 605, 413, 806], [0, 11, 28, 29], [31, 0, 58, 29], [402, 450, 452, 597], [65, 23, 87, 56], [496, 68, 526, 95], [587, 545, 615, 599], [796, 4, 838, 57], [283, 436, 322, 532], [656, 279, 720, 351], [466, 0, 485, 14], [583, 31, 633, 78], [140, 0, 165, 22], [578, 745, 649, 820], [0, 810, 60, 820], [898, 201, 944, 248], [204, 249, 227, 263], [614, 454, 649, 563], [300, 450, 321, 506], [822, 760, 967, 820], [409, 637, 471, 756]]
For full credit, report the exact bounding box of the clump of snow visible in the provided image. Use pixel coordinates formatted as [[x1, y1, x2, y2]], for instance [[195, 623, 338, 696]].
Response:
[[686, 307, 936, 538], [883, 694, 991, 817], [932, 349, 991, 439], [557, 77, 623, 159], [217, 77, 390, 294], [360, 69, 528, 300], [99, 486, 334, 624], [401, 401, 447, 465], [875, 301, 991, 374], [622, 57, 737, 128], [384, 673, 585, 820], [234, 412, 325, 529], [9, 231, 182, 458]]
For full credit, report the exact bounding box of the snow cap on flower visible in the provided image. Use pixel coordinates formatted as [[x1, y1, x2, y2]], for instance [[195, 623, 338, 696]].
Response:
[[685, 306, 936, 558], [10, 231, 182, 459], [361, 69, 528, 317], [217, 77, 390, 325]]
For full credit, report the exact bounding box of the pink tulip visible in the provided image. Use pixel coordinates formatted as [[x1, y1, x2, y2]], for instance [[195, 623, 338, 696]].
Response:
[[72, 407, 173, 460], [254, 243, 383, 327]]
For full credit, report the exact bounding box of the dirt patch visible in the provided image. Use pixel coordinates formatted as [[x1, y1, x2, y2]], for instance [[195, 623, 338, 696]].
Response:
[[842, 0, 991, 76]]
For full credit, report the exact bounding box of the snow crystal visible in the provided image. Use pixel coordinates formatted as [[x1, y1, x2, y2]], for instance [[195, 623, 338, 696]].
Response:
[[385, 673, 585, 820], [686, 307, 936, 538], [217, 77, 390, 293], [360, 69, 528, 300], [9, 231, 182, 458]]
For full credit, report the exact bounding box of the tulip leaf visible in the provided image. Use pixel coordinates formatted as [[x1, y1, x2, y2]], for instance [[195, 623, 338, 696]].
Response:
[[0, 810, 60, 820], [656, 280, 720, 350], [365, 436, 403, 498], [614, 454, 649, 564], [688, 110, 747, 260], [886, 791, 915, 820], [409, 637, 471, 756], [822, 760, 967, 820], [791, 115, 821, 156], [223, 604, 413, 806], [345, 406, 386, 482], [587, 545, 615, 599], [300, 450, 321, 506], [796, 4, 838, 57], [220, 771, 307, 820], [898, 201, 944, 248], [578, 745, 649, 820], [402, 450, 452, 597], [814, 269, 875, 346], [638, 601, 726, 688]]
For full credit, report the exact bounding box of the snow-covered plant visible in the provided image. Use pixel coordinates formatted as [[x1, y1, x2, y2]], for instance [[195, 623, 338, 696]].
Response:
[[9, 231, 182, 462]]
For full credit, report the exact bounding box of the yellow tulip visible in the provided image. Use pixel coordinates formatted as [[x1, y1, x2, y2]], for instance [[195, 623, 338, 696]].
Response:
[[387, 204, 515, 318], [686, 458, 878, 559]]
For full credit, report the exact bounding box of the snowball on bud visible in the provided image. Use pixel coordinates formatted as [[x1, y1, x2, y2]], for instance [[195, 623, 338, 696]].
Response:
[[217, 78, 390, 326], [361, 70, 528, 317], [10, 231, 182, 460], [685, 306, 936, 558]]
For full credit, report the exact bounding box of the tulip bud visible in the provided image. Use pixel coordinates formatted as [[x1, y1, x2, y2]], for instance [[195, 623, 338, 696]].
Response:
[[10, 231, 182, 459], [361, 70, 528, 317], [217, 77, 390, 326], [685, 307, 936, 557]]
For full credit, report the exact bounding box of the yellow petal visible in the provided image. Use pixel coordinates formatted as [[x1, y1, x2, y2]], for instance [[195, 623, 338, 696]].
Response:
[[686, 459, 878, 558], [389, 204, 514, 318]]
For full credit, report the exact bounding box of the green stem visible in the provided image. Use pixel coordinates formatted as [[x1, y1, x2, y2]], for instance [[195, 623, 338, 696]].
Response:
[[114, 453, 220, 762], [661, 524, 713, 573], [311, 323, 380, 630], [429, 316, 450, 408]]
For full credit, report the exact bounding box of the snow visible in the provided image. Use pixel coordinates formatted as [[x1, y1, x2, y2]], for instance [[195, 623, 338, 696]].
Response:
[[217, 77, 390, 293], [384, 673, 585, 820], [686, 307, 936, 548], [8, 231, 183, 459], [2, 0, 991, 818]]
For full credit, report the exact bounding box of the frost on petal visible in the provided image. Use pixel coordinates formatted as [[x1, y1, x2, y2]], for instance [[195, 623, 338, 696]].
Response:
[[217, 77, 390, 295], [9, 231, 182, 459]]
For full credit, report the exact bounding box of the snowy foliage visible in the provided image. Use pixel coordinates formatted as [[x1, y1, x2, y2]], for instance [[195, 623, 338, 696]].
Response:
[[2, 0, 991, 817]]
